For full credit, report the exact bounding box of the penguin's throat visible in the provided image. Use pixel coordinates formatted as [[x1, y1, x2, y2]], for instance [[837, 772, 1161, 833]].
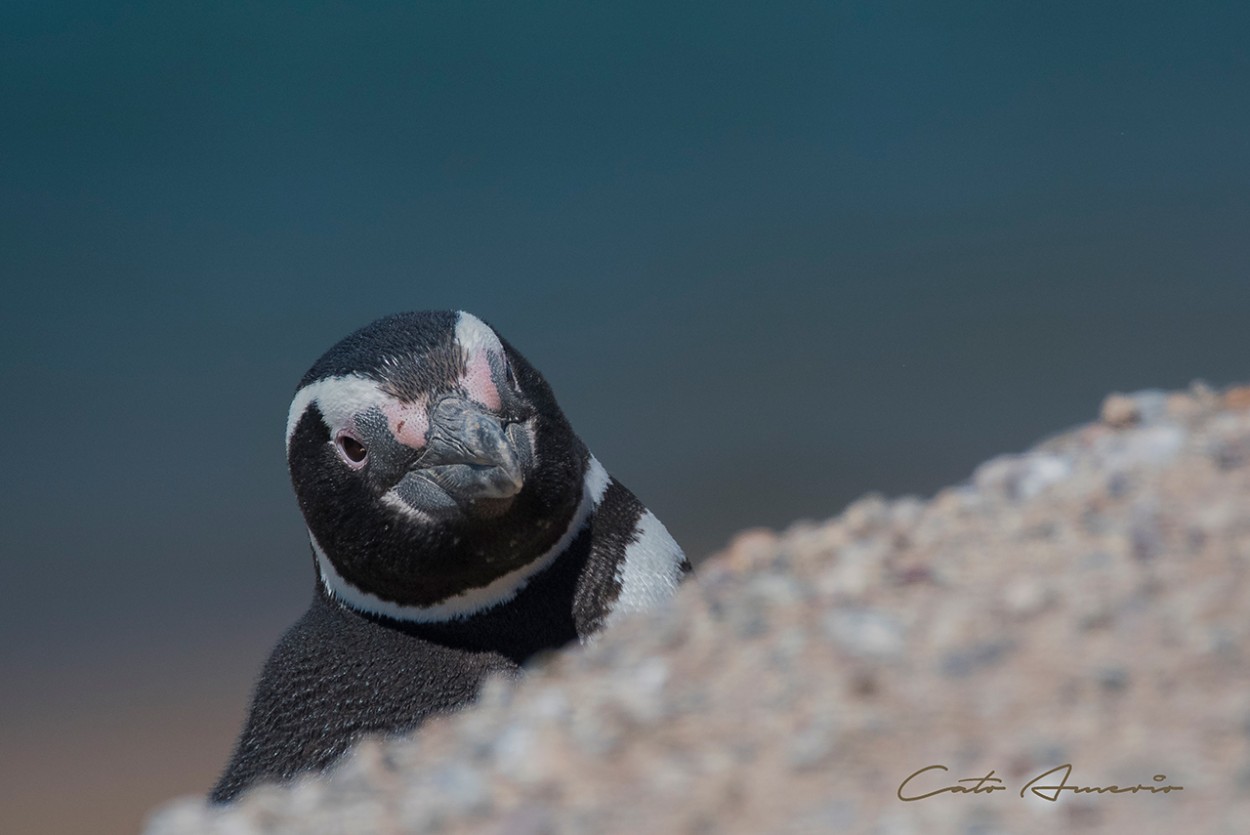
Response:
[[312, 457, 610, 623]]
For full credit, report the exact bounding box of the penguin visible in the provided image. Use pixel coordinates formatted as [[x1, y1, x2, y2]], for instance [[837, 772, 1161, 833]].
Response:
[[210, 310, 688, 803]]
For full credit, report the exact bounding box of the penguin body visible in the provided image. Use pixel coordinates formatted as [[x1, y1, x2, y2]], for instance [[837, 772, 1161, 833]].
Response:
[[211, 311, 687, 802]]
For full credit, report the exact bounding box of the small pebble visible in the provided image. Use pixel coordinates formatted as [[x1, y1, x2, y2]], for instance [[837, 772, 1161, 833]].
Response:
[[1225, 386, 1250, 411], [1101, 393, 1141, 428]]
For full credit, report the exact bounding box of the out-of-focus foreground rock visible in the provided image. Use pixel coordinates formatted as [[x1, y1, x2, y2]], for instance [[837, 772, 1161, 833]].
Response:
[[147, 383, 1250, 835]]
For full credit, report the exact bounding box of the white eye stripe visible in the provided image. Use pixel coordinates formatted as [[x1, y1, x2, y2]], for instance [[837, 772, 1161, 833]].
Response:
[[453, 311, 504, 358], [454, 311, 509, 410], [286, 375, 394, 450]]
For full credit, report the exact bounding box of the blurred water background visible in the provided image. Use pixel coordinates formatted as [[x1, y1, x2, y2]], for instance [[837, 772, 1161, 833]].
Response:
[[2, 3, 1247, 833]]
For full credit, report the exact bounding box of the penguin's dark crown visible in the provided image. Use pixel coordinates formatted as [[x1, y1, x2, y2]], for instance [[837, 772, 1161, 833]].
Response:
[[285, 311, 589, 621]]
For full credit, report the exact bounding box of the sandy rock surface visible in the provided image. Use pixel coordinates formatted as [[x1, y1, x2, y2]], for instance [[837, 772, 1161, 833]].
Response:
[[147, 383, 1250, 835]]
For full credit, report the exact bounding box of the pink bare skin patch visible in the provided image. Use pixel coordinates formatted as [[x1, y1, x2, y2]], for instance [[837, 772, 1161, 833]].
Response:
[[461, 349, 502, 411], [381, 397, 431, 450]]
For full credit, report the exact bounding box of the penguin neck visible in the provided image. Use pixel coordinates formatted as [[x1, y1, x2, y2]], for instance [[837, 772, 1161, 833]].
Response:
[[312, 456, 612, 624]]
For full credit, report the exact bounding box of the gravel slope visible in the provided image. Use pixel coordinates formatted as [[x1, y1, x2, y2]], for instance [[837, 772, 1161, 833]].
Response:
[[147, 383, 1250, 835]]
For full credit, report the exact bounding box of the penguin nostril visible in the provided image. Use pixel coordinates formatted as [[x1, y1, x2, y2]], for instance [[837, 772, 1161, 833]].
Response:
[[337, 435, 368, 465]]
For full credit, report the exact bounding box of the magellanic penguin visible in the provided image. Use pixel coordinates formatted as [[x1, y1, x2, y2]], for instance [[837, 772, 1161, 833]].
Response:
[[211, 311, 688, 803]]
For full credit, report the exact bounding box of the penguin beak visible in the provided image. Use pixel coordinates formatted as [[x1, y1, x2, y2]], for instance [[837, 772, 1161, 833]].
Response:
[[389, 396, 529, 518]]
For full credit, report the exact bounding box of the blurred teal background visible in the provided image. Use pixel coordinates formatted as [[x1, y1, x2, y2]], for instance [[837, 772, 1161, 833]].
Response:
[[2, 3, 1248, 832]]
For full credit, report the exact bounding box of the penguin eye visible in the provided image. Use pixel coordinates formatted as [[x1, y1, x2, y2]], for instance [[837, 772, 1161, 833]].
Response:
[[336, 434, 368, 465]]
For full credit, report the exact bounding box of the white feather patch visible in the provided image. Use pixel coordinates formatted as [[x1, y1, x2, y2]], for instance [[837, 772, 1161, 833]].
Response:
[[454, 311, 503, 357], [379, 490, 438, 523], [314, 455, 611, 622], [609, 510, 686, 624], [584, 455, 611, 507], [286, 375, 392, 449]]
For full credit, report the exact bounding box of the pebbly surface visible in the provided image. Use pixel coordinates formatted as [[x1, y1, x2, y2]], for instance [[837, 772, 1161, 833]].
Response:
[[146, 383, 1250, 835]]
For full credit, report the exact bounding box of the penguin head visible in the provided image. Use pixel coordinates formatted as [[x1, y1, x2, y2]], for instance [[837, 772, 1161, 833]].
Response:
[[285, 311, 586, 615]]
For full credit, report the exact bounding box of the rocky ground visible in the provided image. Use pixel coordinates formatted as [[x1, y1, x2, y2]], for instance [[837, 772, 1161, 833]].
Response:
[[147, 383, 1250, 835]]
